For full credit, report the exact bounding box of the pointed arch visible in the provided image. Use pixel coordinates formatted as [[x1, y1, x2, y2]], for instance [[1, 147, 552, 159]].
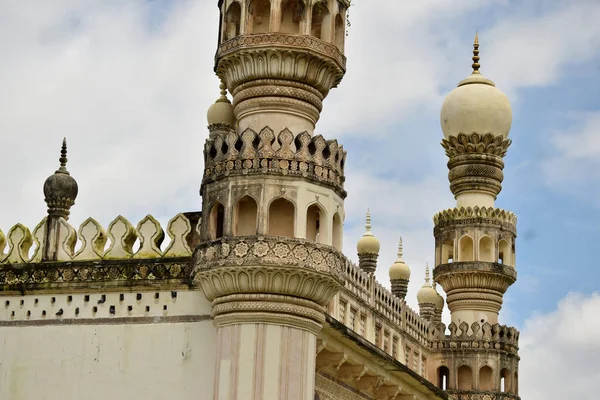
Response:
[[458, 235, 474, 262], [209, 202, 225, 240], [332, 211, 343, 250], [268, 197, 295, 237], [500, 368, 511, 393], [437, 366, 450, 390], [311, 2, 331, 42], [499, 239, 511, 266], [334, 13, 344, 51], [233, 195, 258, 236], [280, 0, 304, 34], [457, 365, 473, 390], [247, 0, 271, 34], [479, 365, 493, 391], [441, 238, 454, 263], [306, 202, 326, 243], [479, 235, 494, 262], [225, 2, 242, 40]]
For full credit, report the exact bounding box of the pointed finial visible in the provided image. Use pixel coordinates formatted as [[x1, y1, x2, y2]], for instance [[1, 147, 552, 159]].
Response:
[[365, 209, 372, 235], [397, 237, 404, 259], [216, 81, 231, 104], [57, 137, 70, 174], [472, 32, 480, 74], [425, 262, 431, 283]]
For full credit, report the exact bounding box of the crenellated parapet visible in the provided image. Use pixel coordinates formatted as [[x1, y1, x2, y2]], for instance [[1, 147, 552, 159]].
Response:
[[0, 213, 198, 265], [430, 321, 519, 356], [203, 126, 346, 197]]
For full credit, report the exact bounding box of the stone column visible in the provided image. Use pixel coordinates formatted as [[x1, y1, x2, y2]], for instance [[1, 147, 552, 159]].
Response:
[[194, 236, 344, 400]]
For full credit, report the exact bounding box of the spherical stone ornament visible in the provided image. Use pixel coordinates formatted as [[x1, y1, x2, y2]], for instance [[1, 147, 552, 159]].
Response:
[[389, 260, 411, 281], [417, 285, 438, 304], [43, 138, 78, 218], [357, 235, 380, 255], [440, 74, 512, 139], [207, 82, 235, 127]]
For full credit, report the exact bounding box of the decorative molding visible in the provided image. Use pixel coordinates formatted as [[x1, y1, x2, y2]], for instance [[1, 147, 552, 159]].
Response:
[[441, 133, 512, 158], [433, 206, 517, 233]]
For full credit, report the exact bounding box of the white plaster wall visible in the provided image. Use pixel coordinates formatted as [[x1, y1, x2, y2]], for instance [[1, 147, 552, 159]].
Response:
[[0, 290, 216, 400]]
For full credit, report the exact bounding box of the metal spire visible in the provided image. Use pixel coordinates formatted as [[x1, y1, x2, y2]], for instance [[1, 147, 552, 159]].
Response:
[[472, 32, 481, 74]]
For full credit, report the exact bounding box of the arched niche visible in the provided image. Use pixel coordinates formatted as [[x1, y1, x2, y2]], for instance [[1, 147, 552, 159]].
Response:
[[209, 202, 225, 240], [479, 235, 494, 262], [280, 0, 304, 34], [332, 212, 343, 250], [247, 0, 271, 34], [499, 239, 511, 266], [225, 2, 242, 40], [457, 365, 473, 390], [268, 198, 295, 237], [514, 372, 518, 395], [311, 2, 331, 42], [306, 203, 325, 243], [458, 235, 474, 262], [441, 239, 454, 263], [500, 368, 511, 393], [437, 366, 450, 390], [233, 195, 258, 236], [479, 365, 493, 391], [334, 13, 344, 51]]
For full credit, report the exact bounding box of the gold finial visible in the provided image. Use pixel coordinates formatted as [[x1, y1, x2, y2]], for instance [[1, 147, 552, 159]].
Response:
[[472, 32, 480, 74]]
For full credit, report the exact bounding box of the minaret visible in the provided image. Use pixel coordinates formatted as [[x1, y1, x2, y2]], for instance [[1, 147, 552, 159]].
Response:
[[417, 263, 437, 321], [433, 34, 517, 327], [389, 237, 411, 299], [357, 209, 380, 274], [194, 2, 351, 399]]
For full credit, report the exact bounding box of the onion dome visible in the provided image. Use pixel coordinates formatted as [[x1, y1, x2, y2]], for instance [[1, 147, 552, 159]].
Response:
[[357, 209, 380, 255], [207, 82, 235, 127], [440, 33, 512, 139], [389, 237, 411, 280], [432, 281, 445, 310], [43, 138, 78, 219], [417, 263, 438, 304]]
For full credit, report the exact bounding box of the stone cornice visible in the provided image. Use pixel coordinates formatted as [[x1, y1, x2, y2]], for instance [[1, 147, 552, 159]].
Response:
[[0, 257, 192, 293]]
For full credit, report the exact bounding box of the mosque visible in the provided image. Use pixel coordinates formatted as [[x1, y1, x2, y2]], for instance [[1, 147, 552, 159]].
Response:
[[0, 1, 520, 399]]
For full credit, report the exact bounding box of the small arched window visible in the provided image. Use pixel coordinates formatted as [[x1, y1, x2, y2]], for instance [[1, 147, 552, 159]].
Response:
[[437, 366, 450, 390], [280, 0, 304, 34], [225, 2, 242, 40], [499, 239, 510, 266], [247, 0, 271, 34], [441, 240, 454, 263], [332, 212, 343, 250], [457, 365, 473, 390], [500, 368, 511, 392], [479, 236, 494, 262], [479, 365, 493, 391], [209, 202, 225, 240], [233, 196, 258, 236], [268, 198, 295, 237], [458, 235, 474, 262], [306, 204, 325, 243], [311, 2, 331, 42], [334, 13, 344, 51]]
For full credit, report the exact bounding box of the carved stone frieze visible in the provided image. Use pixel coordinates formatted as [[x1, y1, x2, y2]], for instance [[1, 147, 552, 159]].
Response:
[[441, 133, 512, 158], [445, 389, 520, 400], [429, 320, 520, 356], [433, 207, 517, 235]]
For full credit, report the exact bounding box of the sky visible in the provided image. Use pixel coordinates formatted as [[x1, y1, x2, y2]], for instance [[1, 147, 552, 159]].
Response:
[[1, 0, 599, 398]]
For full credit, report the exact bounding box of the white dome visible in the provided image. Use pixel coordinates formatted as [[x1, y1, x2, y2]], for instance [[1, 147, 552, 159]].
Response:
[[440, 74, 512, 139], [357, 210, 380, 255], [389, 238, 410, 280]]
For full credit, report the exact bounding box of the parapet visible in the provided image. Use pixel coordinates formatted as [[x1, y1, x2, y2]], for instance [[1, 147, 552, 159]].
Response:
[[0, 213, 198, 265], [430, 320, 520, 356], [434, 206, 517, 231], [203, 126, 347, 198]]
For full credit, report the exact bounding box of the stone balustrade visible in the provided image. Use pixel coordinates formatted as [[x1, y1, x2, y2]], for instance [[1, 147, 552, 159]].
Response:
[[445, 389, 519, 400]]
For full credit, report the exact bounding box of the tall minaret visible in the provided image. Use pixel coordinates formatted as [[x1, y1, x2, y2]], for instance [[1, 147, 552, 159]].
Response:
[[195, 2, 351, 399], [433, 34, 517, 327]]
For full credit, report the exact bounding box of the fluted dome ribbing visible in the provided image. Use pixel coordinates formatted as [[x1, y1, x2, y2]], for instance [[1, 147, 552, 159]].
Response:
[[440, 35, 512, 139]]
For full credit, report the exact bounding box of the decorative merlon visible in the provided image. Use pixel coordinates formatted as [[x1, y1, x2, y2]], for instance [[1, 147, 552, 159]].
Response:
[[0, 213, 199, 265]]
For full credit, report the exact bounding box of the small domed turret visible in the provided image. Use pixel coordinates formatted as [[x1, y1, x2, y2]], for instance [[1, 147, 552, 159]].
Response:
[[357, 209, 379, 274], [417, 264, 437, 320], [207, 82, 235, 128], [440, 33, 512, 139], [389, 237, 411, 299], [43, 138, 78, 219]]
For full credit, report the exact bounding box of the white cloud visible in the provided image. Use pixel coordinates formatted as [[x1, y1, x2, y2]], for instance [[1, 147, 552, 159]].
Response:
[[519, 292, 600, 400]]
